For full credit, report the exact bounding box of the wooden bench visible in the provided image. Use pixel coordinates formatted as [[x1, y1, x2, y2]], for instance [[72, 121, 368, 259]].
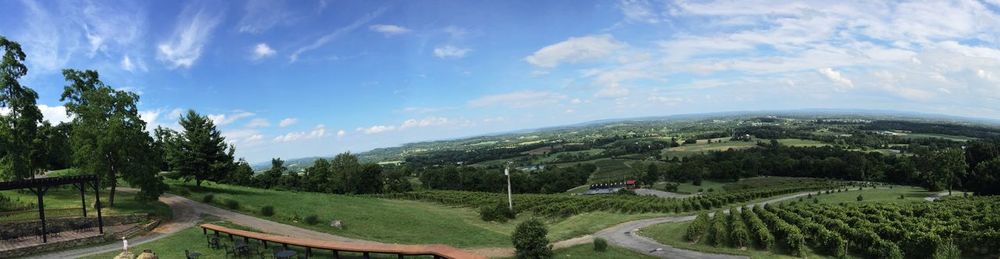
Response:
[[199, 224, 486, 259]]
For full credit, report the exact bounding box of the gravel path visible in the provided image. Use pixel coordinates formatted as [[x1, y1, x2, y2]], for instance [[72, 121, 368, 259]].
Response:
[[27, 189, 373, 259]]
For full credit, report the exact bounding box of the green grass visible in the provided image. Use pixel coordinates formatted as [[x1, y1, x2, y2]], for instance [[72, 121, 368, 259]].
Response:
[[82, 223, 424, 259], [0, 186, 171, 222], [661, 139, 828, 159], [549, 243, 657, 259], [673, 180, 727, 194], [46, 168, 81, 177], [639, 220, 832, 259], [169, 180, 664, 248], [780, 185, 934, 205], [899, 133, 976, 142]]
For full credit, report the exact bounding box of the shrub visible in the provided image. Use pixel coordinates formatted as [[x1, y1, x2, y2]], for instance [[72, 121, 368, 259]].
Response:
[[615, 189, 636, 195], [224, 199, 240, 209], [480, 203, 516, 222], [304, 215, 319, 225], [512, 219, 552, 259], [593, 237, 608, 252], [202, 194, 214, 203], [709, 213, 729, 247], [260, 205, 275, 216], [707, 188, 714, 193], [857, 194, 864, 202], [177, 189, 191, 196], [729, 210, 751, 248]]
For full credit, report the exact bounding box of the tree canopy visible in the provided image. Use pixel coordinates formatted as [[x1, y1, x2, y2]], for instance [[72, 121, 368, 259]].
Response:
[[0, 36, 44, 180]]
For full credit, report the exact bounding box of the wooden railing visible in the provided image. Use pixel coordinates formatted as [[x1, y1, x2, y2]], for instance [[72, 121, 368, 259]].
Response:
[[199, 224, 485, 259]]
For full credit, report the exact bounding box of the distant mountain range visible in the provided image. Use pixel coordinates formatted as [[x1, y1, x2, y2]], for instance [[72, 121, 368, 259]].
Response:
[[252, 108, 1000, 171]]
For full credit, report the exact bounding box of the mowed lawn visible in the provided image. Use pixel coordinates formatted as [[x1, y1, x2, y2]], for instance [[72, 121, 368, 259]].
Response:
[[780, 185, 938, 205], [639, 220, 830, 259], [588, 159, 639, 183], [170, 181, 671, 248]]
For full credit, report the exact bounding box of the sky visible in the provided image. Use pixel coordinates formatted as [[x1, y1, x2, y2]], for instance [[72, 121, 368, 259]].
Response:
[[1, 0, 1000, 163]]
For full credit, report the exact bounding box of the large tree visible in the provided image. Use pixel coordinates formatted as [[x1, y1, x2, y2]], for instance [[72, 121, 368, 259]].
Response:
[[171, 110, 235, 187], [61, 69, 165, 205], [0, 36, 44, 180]]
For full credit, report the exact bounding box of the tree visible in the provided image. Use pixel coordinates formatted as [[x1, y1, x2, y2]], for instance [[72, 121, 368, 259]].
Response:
[[0, 36, 44, 180], [255, 158, 286, 189], [933, 148, 968, 195], [643, 163, 659, 185], [61, 69, 165, 205], [152, 126, 180, 172], [970, 157, 1000, 195], [304, 158, 333, 192], [171, 110, 235, 187], [330, 153, 360, 193], [224, 159, 255, 186], [384, 167, 413, 193], [512, 218, 552, 259]]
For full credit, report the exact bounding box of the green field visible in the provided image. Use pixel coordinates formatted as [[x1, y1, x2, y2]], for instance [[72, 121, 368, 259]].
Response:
[[170, 181, 668, 248], [899, 133, 976, 142], [778, 185, 939, 205], [655, 180, 727, 194], [639, 219, 829, 259], [0, 186, 171, 222], [661, 139, 827, 159]]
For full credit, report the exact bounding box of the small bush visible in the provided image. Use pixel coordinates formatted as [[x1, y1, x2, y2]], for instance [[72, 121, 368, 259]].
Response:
[[304, 215, 319, 225], [857, 194, 864, 202], [260, 205, 275, 216], [224, 199, 240, 209], [480, 203, 516, 222], [707, 188, 714, 193], [177, 189, 191, 196], [512, 219, 552, 259], [698, 188, 704, 192], [615, 189, 636, 196], [593, 238, 608, 252], [202, 194, 214, 203], [899, 194, 905, 200]]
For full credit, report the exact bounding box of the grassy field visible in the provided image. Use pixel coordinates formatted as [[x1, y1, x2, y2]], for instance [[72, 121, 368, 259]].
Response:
[[169, 181, 668, 248], [83, 223, 425, 259], [899, 133, 976, 142], [661, 138, 828, 159], [778, 185, 937, 205], [548, 243, 657, 259], [639, 220, 831, 259], [0, 186, 171, 222], [655, 180, 728, 194]]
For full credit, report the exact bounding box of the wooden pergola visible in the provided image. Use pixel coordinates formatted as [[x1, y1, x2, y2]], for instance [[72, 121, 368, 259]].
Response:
[[0, 175, 104, 243]]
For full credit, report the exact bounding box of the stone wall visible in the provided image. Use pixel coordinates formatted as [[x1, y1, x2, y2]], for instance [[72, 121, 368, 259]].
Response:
[[0, 218, 161, 258]]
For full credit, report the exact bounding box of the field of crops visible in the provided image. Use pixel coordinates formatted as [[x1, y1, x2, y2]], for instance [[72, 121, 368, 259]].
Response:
[[684, 196, 1000, 258], [381, 178, 845, 217]]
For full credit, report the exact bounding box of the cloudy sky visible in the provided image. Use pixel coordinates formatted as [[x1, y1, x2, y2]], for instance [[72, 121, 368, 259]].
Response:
[[2, 0, 1000, 163]]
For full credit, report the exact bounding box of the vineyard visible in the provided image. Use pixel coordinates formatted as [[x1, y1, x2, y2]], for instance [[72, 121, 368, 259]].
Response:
[[684, 196, 1000, 258], [381, 178, 845, 217]]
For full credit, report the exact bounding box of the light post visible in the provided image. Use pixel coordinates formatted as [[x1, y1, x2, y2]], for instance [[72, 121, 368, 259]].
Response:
[[505, 162, 513, 210]]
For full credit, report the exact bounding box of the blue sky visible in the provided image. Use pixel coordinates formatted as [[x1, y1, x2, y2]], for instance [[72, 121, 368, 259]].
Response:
[[2, 0, 1000, 163]]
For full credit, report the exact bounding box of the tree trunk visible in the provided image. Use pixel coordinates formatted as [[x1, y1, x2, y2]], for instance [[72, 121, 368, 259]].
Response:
[[109, 180, 116, 207]]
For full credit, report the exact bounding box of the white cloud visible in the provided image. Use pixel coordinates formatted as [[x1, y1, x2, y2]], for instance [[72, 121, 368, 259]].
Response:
[[273, 125, 328, 142], [818, 68, 854, 89], [208, 111, 255, 126], [121, 55, 134, 72], [290, 7, 386, 62], [252, 43, 276, 60], [524, 35, 624, 68], [468, 91, 566, 108], [618, 0, 663, 24], [337, 129, 346, 138], [247, 118, 270, 128], [238, 0, 293, 34], [433, 45, 471, 59], [369, 24, 411, 36], [278, 118, 298, 127], [401, 117, 449, 129], [157, 3, 223, 69], [38, 105, 72, 124], [356, 125, 395, 134]]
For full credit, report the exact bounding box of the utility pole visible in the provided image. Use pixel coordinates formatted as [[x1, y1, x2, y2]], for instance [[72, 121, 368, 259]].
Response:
[[505, 162, 513, 210]]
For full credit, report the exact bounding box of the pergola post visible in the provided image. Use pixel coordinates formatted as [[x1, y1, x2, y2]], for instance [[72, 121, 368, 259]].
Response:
[[92, 181, 104, 234], [78, 183, 88, 217], [34, 186, 49, 243]]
